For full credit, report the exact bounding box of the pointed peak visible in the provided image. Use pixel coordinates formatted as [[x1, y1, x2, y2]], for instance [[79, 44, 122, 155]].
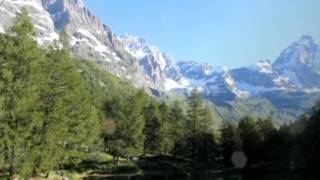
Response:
[[299, 35, 314, 46], [300, 34, 313, 41]]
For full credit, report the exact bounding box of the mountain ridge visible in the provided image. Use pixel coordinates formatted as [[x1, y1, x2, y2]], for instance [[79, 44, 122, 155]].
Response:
[[0, 0, 319, 122]]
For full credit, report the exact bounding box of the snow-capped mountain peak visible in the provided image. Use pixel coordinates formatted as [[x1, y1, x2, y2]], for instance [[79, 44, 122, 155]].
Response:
[[299, 35, 315, 47], [122, 35, 168, 69], [121, 35, 181, 89], [273, 35, 320, 88], [121, 35, 149, 57]]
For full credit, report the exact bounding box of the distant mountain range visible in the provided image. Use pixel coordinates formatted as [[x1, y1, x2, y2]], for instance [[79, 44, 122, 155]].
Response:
[[1, 0, 319, 123]]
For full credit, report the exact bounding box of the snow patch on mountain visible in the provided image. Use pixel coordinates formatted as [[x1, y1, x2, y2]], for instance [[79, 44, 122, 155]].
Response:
[[0, 0, 59, 45], [237, 82, 277, 95], [121, 35, 170, 70], [7, 0, 44, 12], [248, 60, 273, 74], [302, 88, 320, 93], [75, 28, 110, 53], [122, 35, 150, 59], [37, 32, 59, 45], [280, 70, 301, 87], [164, 78, 185, 91]]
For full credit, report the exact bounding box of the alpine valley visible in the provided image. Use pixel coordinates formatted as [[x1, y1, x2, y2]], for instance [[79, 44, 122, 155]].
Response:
[[1, 0, 320, 123]]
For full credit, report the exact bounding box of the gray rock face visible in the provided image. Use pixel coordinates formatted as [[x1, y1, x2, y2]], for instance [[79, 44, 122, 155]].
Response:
[[0, 0, 58, 44], [41, 0, 151, 88], [273, 35, 320, 88], [121, 35, 181, 89], [177, 61, 214, 80], [230, 60, 294, 95]]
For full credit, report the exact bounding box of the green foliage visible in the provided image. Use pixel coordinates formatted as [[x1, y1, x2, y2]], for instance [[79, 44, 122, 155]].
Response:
[[186, 90, 205, 135], [296, 103, 320, 171], [157, 102, 175, 154], [220, 121, 241, 167], [238, 116, 262, 165], [0, 10, 100, 177], [104, 90, 148, 161], [143, 102, 161, 154], [0, 8, 44, 177], [173, 90, 220, 167], [169, 101, 186, 144], [31, 30, 100, 173]]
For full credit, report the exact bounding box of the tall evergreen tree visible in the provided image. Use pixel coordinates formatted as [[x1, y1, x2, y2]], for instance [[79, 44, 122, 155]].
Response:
[[238, 116, 262, 165], [186, 90, 205, 135], [106, 90, 147, 162], [0, 8, 44, 177], [158, 102, 175, 154], [298, 103, 320, 171], [220, 121, 241, 167], [143, 102, 161, 154], [31, 29, 100, 174], [169, 101, 186, 145], [180, 90, 220, 166], [122, 89, 147, 157], [202, 104, 215, 134], [256, 117, 277, 162]]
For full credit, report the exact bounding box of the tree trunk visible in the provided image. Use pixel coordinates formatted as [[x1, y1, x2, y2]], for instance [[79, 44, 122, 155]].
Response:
[[9, 150, 17, 180], [45, 172, 50, 178], [9, 166, 17, 180]]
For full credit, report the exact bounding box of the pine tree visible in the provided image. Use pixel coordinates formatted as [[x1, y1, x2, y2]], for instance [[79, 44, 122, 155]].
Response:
[[182, 90, 220, 166], [31, 29, 100, 174], [220, 121, 241, 167], [186, 90, 205, 135], [103, 94, 126, 163], [202, 104, 214, 134], [106, 90, 147, 162], [143, 102, 161, 154], [122, 89, 147, 157], [298, 103, 320, 171], [0, 8, 44, 177], [169, 101, 186, 145], [256, 117, 277, 162], [158, 102, 175, 154], [238, 116, 262, 165]]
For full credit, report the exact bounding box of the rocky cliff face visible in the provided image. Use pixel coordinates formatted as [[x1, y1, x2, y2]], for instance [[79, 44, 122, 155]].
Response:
[[0, 0, 58, 44], [121, 35, 181, 90], [41, 0, 151, 88], [0, 0, 154, 89]]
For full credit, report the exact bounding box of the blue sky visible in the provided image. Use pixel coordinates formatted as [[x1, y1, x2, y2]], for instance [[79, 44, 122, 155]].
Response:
[[84, 0, 320, 68]]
